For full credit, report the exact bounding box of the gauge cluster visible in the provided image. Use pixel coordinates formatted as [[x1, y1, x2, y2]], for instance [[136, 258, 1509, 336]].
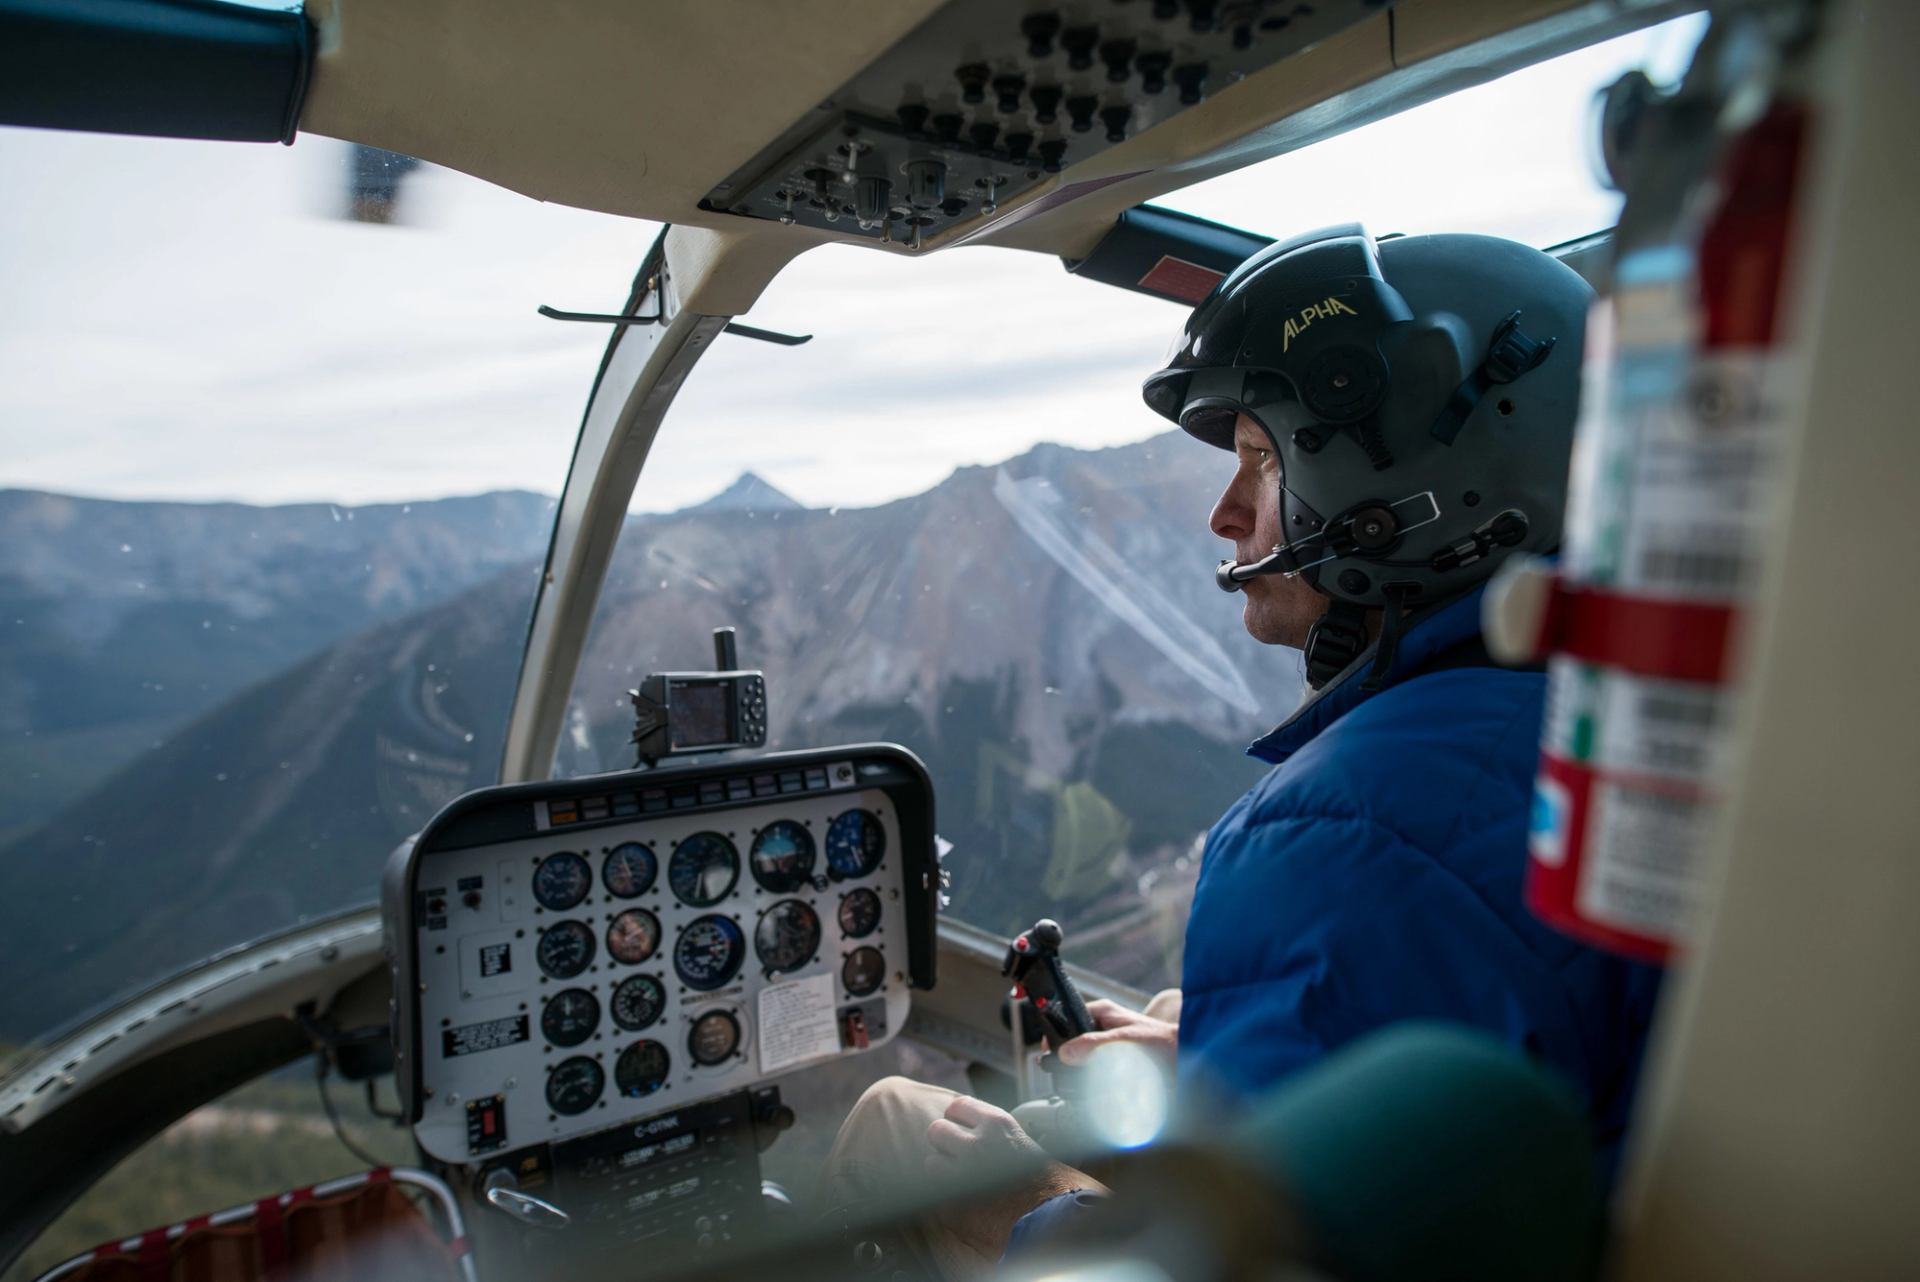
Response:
[[385, 747, 935, 1165]]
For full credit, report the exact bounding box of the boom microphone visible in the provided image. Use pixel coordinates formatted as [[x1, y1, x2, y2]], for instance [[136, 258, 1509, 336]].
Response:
[[1215, 549, 1291, 592]]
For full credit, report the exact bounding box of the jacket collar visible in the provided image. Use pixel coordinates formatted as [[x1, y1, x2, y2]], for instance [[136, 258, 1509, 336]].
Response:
[[1248, 585, 1489, 765]]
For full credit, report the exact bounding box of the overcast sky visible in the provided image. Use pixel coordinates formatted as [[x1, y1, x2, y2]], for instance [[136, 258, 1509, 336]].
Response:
[[0, 15, 1704, 513]]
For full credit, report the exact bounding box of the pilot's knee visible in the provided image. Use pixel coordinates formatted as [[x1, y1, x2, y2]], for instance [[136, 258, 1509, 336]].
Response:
[[850, 1074, 953, 1124], [830, 1075, 956, 1183]]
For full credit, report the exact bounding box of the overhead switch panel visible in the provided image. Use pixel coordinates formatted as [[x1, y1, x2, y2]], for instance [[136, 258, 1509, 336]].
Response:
[[699, 0, 1389, 247]]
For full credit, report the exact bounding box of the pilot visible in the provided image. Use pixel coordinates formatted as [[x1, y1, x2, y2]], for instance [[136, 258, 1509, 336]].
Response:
[[825, 227, 1664, 1278]]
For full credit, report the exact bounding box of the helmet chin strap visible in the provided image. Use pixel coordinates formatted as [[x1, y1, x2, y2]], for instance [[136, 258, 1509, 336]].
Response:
[[1303, 599, 1370, 690], [1303, 584, 1423, 692]]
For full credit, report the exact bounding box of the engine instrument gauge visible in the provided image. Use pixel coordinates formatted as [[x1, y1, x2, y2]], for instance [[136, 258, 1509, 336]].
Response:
[[842, 945, 885, 998], [615, 1039, 671, 1097], [602, 842, 657, 898], [611, 974, 667, 1030], [533, 851, 592, 910], [674, 914, 746, 991], [536, 919, 595, 979], [540, 988, 600, 1048], [754, 899, 821, 974], [669, 832, 740, 907], [750, 819, 817, 893], [837, 887, 882, 939], [826, 810, 886, 879], [688, 1009, 742, 1066], [545, 1056, 604, 1115], [606, 908, 661, 965]]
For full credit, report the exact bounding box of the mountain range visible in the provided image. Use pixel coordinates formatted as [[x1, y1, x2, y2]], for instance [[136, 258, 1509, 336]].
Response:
[[0, 440, 1290, 1038]]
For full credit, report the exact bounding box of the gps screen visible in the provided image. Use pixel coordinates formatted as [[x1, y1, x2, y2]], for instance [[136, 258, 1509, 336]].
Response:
[[669, 680, 734, 749]]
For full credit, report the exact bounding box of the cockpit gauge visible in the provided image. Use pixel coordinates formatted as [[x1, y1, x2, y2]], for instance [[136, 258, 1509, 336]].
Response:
[[669, 832, 740, 907], [545, 1056, 604, 1116], [615, 1039, 672, 1098], [606, 908, 661, 965], [541, 987, 600, 1048], [533, 850, 593, 911], [754, 899, 821, 975], [602, 842, 658, 898], [688, 1009, 742, 1066], [837, 887, 882, 939], [750, 819, 817, 893], [611, 973, 667, 1031], [675, 914, 746, 991], [536, 919, 596, 979], [826, 810, 886, 879], [842, 946, 885, 998]]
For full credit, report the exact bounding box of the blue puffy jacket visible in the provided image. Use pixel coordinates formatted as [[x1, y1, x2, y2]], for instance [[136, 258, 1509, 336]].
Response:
[[1008, 589, 1661, 1259], [1179, 586, 1662, 1172]]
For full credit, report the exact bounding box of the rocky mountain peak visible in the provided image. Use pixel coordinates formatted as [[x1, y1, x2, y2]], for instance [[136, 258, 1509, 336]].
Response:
[[684, 471, 804, 514]]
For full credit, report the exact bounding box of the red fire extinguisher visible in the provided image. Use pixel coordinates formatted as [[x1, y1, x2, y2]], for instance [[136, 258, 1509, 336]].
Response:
[[1489, 79, 1812, 964]]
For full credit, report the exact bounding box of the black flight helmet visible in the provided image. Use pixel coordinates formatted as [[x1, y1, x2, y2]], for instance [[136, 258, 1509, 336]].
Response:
[[1143, 226, 1590, 686]]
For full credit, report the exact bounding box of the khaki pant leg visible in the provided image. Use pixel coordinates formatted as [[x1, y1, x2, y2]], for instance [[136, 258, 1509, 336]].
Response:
[[824, 1074, 962, 1204], [1143, 988, 1182, 1024]]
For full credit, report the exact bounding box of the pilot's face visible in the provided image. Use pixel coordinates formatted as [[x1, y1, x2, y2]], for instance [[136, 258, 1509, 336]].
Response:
[[1209, 412, 1329, 648]]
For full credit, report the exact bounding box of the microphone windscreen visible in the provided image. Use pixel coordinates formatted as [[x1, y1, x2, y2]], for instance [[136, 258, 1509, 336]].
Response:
[[1242, 1023, 1601, 1282]]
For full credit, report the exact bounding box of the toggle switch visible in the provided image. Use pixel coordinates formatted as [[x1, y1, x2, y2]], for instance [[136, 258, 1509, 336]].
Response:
[[838, 137, 867, 182]]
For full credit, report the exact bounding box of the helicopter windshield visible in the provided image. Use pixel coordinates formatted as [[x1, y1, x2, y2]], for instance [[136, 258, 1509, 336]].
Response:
[[0, 127, 648, 1058]]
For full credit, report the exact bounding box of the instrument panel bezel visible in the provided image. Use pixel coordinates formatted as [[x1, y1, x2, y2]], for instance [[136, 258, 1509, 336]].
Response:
[[382, 743, 938, 1128]]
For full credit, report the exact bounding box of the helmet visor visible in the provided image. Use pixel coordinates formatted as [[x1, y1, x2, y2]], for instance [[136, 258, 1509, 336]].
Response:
[[1160, 365, 1299, 450]]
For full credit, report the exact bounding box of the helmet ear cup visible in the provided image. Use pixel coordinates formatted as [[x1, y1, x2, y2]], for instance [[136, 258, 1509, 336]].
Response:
[[1300, 345, 1386, 423]]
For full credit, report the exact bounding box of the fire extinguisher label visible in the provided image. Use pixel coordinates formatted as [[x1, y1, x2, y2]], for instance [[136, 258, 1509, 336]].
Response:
[[1534, 654, 1735, 951], [1580, 777, 1707, 937], [1544, 658, 1725, 778], [1616, 349, 1780, 601]]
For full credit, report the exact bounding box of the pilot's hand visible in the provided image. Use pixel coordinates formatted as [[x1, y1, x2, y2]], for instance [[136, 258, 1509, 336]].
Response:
[[1054, 992, 1181, 1074], [925, 1093, 1052, 1172]]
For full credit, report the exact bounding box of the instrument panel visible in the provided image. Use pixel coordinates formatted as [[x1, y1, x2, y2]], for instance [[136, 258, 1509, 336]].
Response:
[[383, 746, 937, 1165]]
